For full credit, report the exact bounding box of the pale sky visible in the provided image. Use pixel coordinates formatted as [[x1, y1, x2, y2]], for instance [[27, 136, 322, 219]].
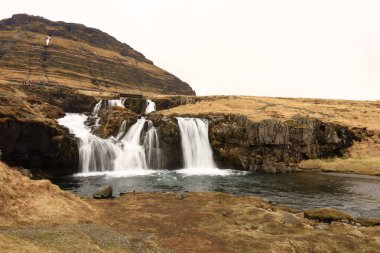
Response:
[[1, 0, 380, 100]]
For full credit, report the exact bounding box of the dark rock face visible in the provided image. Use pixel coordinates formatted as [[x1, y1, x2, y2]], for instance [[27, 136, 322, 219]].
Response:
[[0, 118, 78, 176], [145, 113, 356, 173], [148, 114, 183, 169], [19, 84, 97, 113], [124, 97, 146, 114], [208, 114, 356, 173], [153, 96, 201, 111]]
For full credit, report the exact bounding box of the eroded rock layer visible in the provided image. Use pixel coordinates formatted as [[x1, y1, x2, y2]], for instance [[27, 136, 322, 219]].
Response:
[[0, 14, 195, 95]]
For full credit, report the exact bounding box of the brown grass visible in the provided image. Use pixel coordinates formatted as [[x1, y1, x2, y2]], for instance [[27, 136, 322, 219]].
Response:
[[0, 162, 379, 252], [0, 162, 95, 226]]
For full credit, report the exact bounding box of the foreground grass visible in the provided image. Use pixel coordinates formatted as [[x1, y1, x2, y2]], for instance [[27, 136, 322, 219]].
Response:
[[1, 163, 380, 252]]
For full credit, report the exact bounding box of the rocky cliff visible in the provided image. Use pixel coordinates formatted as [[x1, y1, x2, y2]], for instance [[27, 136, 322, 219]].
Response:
[[0, 14, 195, 95], [145, 113, 357, 172]]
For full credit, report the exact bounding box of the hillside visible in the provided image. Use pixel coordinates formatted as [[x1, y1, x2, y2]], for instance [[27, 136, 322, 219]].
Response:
[[0, 14, 195, 95]]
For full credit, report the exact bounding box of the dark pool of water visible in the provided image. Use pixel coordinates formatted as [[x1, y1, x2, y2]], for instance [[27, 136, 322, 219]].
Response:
[[52, 170, 380, 218]]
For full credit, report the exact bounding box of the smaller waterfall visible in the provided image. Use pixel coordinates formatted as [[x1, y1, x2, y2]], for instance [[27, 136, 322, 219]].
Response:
[[92, 99, 126, 116], [92, 100, 103, 116], [58, 102, 165, 175], [114, 118, 149, 170], [115, 120, 127, 140], [144, 121, 165, 169], [145, 99, 156, 114], [177, 117, 230, 176], [106, 99, 126, 108]]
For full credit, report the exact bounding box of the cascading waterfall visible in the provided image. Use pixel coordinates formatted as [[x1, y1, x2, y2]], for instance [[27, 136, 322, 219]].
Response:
[[113, 118, 149, 170], [177, 117, 230, 175], [145, 99, 156, 114], [57, 99, 164, 175]]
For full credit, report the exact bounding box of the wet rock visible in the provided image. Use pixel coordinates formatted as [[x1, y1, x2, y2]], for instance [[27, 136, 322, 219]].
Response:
[[93, 185, 113, 199], [148, 114, 182, 169]]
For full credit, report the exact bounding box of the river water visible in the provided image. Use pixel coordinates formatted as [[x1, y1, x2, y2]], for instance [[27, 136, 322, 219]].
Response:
[[53, 170, 380, 219]]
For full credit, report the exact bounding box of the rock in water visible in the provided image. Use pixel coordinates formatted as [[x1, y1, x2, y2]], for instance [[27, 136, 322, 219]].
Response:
[[93, 185, 113, 199]]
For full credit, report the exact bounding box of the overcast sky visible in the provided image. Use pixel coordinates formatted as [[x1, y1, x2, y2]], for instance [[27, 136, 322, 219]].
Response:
[[1, 0, 380, 100]]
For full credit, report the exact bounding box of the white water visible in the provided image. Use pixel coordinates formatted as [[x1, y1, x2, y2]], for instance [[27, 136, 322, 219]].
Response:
[[144, 121, 165, 169], [145, 99, 156, 114], [177, 117, 231, 176], [57, 100, 231, 177], [92, 99, 126, 117], [46, 36, 51, 46], [57, 99, 165, 175], [106, 99, 126, 108]]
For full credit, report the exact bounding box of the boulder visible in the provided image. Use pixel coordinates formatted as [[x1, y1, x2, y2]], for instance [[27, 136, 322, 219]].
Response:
[[283, 212, 303, 227], [93, 185, 113, 199]]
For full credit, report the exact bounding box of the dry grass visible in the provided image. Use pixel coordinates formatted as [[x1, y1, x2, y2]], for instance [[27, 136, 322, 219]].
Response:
[[161, 96, 380, 130], [0, 162, 380, 252], [0, 162, 95, 226], [0, 29, 184, 96]]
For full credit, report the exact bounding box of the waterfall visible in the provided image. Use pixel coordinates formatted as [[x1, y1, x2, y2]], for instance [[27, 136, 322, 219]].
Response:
[[177, 118, 216, 168], [145, 99, 156, 114], [57, 113, 120, 173], [115, 120, 127, 140], [57, 99, 165, 175], [144, 121, 165, 169], [92, 100, 103, 116], [92, 99, 126, 116], [177, 117, 230, 175], [114, 118, 149, 170], [106, 99, 126, 108]]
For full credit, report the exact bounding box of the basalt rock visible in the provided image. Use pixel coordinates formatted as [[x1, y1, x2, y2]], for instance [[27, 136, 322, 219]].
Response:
[[207, 114, 356, 173], [148, 114, 183, 169], [145, 113, 356, 173], [0, 117, 78, 176], [152, 95, 222, 111], [18, 84, 97, 113]]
